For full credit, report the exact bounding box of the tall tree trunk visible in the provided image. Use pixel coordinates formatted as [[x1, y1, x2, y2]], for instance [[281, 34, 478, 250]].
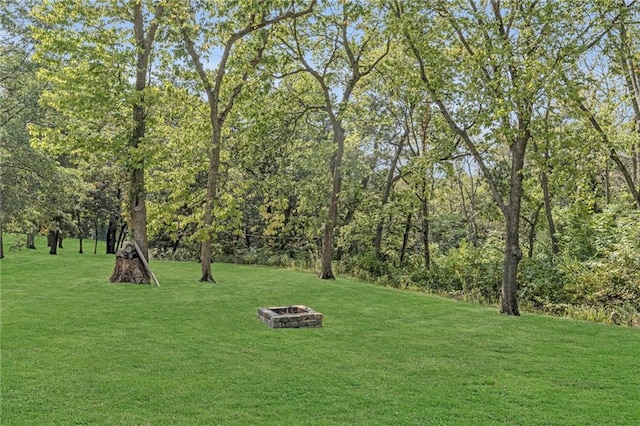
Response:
[[199, 127, 221, 283], [372, 219, 384, 259], [77, 211, 83, 254], [501, 213, 521, 316], [500, 136, 527, 316], [111, 3, 164, 284], [616, 19, 640, 184], [172, 229, 184, 254], [540, 168, 559, 254], [319, 123, 345, 279], [287, 4, 386, 278], [0, 219, 4, 259], [319, 157, 342, 279], [94, 222, 99, 254], [397, 0, 549, 316], [49, 230, 59, 255], [106, 217, 117, 254], [420, 198, 430, 270], [633, 144, 638, 185], [466, 160, 479, 247], [399, 212, 412, 267], [129, 123, 148, 262], [604, 162, 611, 205]]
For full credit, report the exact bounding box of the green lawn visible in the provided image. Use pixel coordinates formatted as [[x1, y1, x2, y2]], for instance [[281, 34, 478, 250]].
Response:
[[1, 236, 639, 425]]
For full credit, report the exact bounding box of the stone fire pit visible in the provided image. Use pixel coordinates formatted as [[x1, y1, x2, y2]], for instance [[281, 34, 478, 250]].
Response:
[[257, 305, 323, 328]]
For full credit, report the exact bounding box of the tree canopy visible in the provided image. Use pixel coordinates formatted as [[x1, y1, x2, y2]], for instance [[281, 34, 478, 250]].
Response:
[[2, 0, 639, 324]]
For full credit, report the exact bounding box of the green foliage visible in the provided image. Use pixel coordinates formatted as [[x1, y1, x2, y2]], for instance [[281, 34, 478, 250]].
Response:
[[410, 241, 503, 303], [336, 239, 503, 305], [517, 204, 640, 326]]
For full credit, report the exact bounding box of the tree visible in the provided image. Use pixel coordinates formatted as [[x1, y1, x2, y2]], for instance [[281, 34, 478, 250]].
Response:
[[171, 0, 316, 282], [391, 0, 596, 314], [0, 0, 62, 258], [32, 0, 166, 282], [280, 0, 389, 278]]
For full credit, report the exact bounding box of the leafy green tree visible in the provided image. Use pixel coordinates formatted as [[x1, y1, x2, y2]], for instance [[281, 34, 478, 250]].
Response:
[[0, 0, 62, 258], [169, 0, 316, 282], [279, 0, 390, 278], [32, 0, 166, 279], [391, 0, 597, 315]]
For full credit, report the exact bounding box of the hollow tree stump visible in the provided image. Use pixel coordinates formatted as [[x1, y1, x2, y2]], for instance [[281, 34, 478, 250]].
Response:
[[110, 242, 150, 284]]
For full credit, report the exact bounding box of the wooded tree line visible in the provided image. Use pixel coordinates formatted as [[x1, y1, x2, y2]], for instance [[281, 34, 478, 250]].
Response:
[[1, 0, 639, 324]]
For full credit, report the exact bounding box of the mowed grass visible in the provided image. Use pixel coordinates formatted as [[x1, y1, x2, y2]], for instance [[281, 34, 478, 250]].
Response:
[[1, 236, 639, 425]]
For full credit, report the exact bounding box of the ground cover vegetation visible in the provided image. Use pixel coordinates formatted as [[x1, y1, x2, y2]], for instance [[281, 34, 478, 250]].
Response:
[[1, 1, 640, 324], [2, 236, 639, 424]]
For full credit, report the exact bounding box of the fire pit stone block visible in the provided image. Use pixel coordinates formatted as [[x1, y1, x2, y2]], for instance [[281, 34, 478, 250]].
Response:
[[257, 305, 323, 328]]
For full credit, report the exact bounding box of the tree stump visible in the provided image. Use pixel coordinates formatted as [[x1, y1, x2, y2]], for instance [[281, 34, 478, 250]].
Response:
[[110, 242, 150, 284]]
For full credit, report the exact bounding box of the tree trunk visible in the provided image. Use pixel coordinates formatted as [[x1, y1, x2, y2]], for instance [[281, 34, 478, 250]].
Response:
[[112, 2, 164, 283], [58, 235, 63, 248], [199, 125, 221, 283], [604, 162, 611, 205], [116, 223, 127, 251], [319, 123, 345, 280], [534, 134, 559, 255], [180, 8, 310, 283], [171, 232, 182, 254], [420, 198, 430, 270], [26, 231, 36, 249], [540, 167, 559, 254], [110, 257, 149, 283], [129, 160, 148, 261], [617, 20, 640, 184], [466, 161, 479, 247], [501, 217, 521, 316], [610, 148, 640, 208], [500, 136, 527, 316], [48, 230, 59, 255], [77, 211, 84, 254], [319, 222, 335, 279], [320, 160, 341, 279], [319, 180, 340, 279], [94, 222, 99, 254], [106, 217, 118, 254], [632, 144, 638, 186], [399, 212, 412, 267], [0, 219, 4, 259]]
